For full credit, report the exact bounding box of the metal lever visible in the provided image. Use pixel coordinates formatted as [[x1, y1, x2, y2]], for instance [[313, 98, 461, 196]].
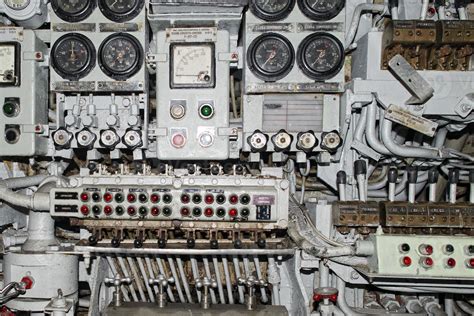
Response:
[[196, 277, 218, 310], [238, 276, 268, 310], [148, 275, 175, 308], [104, 275, 132, 307]]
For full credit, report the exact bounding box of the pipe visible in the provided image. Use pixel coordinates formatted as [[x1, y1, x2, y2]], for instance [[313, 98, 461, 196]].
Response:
[[458, 7, 468, 20], [445, 297, 455, 316], [429, 169, 439, 202], [438, 6, 446, 19], [366, 100, 391, 155], [354, 106, 367, 142], [345, 3, 387, 48], [319, 261, 329, 288], [388, 167, 398, 202], [456, 301, 474, 314], [0, 176, 52, 210], [177, 256, 193, 303], [212, 256, 225, 304], [470, 170, 474, 203], [381, 118, 442, 159], [337, 171, 347, 201], [421, 0, 430, 20], [221, 257, 234, 304], [336, 278, 365, 316], [355, 160, 367, 202]]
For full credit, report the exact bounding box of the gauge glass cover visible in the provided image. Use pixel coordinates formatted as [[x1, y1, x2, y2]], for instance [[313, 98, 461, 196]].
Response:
[[99, 34, 143, 80], [171, 44, 215, 89], [52, 34, 96, 81]]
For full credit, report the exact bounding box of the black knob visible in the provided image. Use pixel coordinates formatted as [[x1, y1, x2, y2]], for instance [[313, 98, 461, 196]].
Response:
[[428, 168, 439, 184], [88, 236, 98, 246], [407, 166, 418, 184], [211, 165, 220, 175], [336, 171, 346, 185], [158, 239, 167, 249], [111, 238, 121, 248], [449, 169, 460, 184], [187, 164, 196, 175], [354, 160, 367, 176], [234, 239, 242, 249], [388, 168, 398, 184], [187, 238, 196, 249], [257, 239, 266, 249], [134, 239, 143, 249], [210, 240, 219, 249]]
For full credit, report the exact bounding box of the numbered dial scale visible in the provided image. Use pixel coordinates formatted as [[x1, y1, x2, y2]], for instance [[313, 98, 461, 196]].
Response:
[[98, 0, 145, 22], [0, 43, 19, 85], [297, 0, 345, 21], [250, 0, 295, 22], [51, 33, 96, 81], [297, 33, 344, 81], [170, 43, 215, 89], [51, 0, 96, 22], [98, 33, 143, 80], [247, 33, 295, 82]]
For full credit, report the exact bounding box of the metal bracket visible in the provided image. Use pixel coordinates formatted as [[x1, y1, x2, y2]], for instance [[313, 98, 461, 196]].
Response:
[[388, 54, 434, 105]]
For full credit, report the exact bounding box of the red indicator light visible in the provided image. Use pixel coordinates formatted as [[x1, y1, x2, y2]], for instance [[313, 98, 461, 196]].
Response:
[[204, 208, 214, 217], [127, 206, 136, 216], [151, 207, 160, 216], [419, 244, 433, 255], [80, 193, 89, 202], [104, 205, 113, 215], [181, 208, 190, 216], [181, 194, 190, 204], [80, 205, 90, 215], [229, 208, 238, 217], [421, 257, 434, 268], [446, 258, 456, 268], [104, 192, 113, 203], [229, 194, 238, 205], [205, 194, 214, 204], [150, 194, 160, 204], [467, 258, 474, 268], [127, 193, 136, 203], [402, 256, 412, 267]]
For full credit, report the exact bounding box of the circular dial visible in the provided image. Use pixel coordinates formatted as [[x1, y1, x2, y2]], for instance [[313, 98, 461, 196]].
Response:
[[247, 33, 295, 82], [297, 0, 345, 21], [99, 0, 144, 22], [4, 0, 30, 10], [297, 33, 344, 81], [99, 33, 143, 80], [51, 0, 95, 22], [51, 33, 96, 81], [250, 0, 295, 21]]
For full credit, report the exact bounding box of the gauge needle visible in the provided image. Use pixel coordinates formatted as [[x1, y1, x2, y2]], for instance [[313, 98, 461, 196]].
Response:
[[110, 0, 118, 7], [311, 0, 322, 8], [312, 50, 326, 66], [262, 50, 277, 67]]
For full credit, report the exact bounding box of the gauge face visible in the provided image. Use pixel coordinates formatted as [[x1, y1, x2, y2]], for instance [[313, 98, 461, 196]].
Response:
[[297, 0, 345, 21], [297, 33, 344, 81], [99, 33, 143, 80], [247, 33, 295, 82], [4, 0, 30, 10], [171, 44, 215, 89], [51, 0, 95, 22], [250, 0, 295, 21], [99, 0, 144, 22], [0, 44, 18, 85], [51, 34, 96, 81]]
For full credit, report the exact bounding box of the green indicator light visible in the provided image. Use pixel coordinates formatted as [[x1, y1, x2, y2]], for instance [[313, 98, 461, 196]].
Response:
[[3, 102, 18, 117], [200, 104, 214, 119]]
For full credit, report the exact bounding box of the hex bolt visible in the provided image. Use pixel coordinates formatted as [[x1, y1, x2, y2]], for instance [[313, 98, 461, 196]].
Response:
[[149, 275, 174, 308], [104, 275, 132, 307]]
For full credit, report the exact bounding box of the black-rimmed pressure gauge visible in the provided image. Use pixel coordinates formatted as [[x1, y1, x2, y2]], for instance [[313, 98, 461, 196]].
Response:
[[250, 0, 295, 21], [51, 0, 96, 22], [247, 33, 295, 82], [297, 0, 345, 21], [297, 33, 344, 81], [98, 0, 144, 22], [51, 33, 96, 81], [98, 33, 143, 80]]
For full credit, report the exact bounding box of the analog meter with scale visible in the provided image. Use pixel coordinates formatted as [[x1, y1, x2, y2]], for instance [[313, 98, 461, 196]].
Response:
[[170, 44, 215, 89], [0, 43, 19, 86]]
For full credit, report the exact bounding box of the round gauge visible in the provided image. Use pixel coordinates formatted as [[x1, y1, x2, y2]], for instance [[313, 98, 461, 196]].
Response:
[[51, 0, 96, 22], [99, 0, 144, 22], [297, 0, 345, 21], [297, 33, 344, 81], [250, 0, 295, 22], [98, 33, 143, 80], [247, 33, 295, 82], [4, 0, 31, 10], [51, 33, 96, 81]]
